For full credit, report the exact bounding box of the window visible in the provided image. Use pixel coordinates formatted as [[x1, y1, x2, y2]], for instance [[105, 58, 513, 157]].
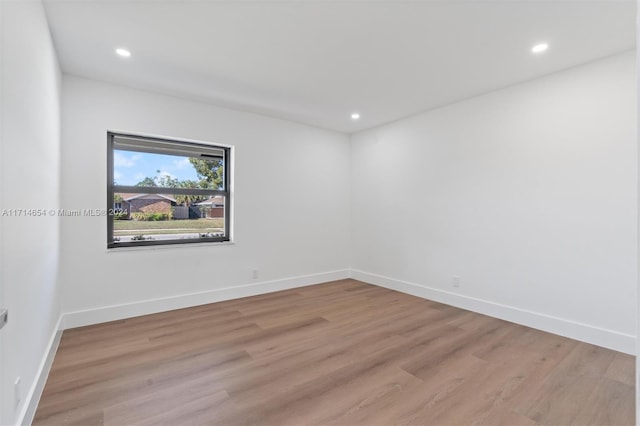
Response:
[[107, 132, 231, 248]]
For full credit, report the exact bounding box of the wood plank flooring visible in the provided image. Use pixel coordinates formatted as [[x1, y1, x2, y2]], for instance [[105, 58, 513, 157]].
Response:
[[33, 279, 635, 425]]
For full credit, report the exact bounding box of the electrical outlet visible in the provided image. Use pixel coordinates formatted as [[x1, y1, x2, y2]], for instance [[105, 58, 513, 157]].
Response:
[[252, 269, 259, 279], [452, 276, 460, 288], [14, 377, 21, 408]]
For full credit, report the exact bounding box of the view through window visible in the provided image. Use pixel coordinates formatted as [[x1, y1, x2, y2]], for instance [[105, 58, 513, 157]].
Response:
[[107, 132, 231, 248]]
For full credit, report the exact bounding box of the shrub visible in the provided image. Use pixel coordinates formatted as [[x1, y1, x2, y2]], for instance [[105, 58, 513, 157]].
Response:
[[200, 232, 223, 238], [131, 212, 148, 221], [151, 212, 171, 221], [131, 234, 153, 241], [131, 212, 172, 221], [113, 211, 129, 220]]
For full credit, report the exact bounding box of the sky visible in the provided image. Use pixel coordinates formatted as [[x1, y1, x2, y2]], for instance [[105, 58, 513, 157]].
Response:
[[113, 150, 202, 186]]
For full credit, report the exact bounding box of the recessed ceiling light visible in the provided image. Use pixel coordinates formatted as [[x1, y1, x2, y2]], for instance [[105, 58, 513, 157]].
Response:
[[531, 43, 549, 54], [351, 113, 360, 120], [115, 48, 131, 58]]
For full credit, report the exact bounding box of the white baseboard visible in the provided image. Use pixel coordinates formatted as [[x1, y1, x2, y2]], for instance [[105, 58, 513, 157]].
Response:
[[17, 315, 63, 426], [61, 269, 351, 330], [351, 269, 636, 355]]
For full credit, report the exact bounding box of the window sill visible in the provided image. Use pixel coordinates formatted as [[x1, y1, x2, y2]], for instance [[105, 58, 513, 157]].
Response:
[[105, 240, 235, 253]]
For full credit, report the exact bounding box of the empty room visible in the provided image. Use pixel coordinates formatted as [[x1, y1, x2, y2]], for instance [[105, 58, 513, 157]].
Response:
[[0, 0, 638, 425]]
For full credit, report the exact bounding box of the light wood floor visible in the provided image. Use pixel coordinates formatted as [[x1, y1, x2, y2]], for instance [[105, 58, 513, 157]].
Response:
[[34, 279, 634, 425]]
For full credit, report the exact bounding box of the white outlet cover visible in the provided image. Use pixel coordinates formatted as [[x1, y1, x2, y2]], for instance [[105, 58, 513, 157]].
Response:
[[452, 276, 461, 287]]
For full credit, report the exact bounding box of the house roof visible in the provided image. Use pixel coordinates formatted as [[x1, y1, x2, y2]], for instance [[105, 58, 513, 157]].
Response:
[[118, 193, 177, 203], [196, 196, 225, 206]]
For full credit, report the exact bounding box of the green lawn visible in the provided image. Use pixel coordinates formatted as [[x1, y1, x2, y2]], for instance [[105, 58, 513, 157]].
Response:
[[114, 218, 224, 236]]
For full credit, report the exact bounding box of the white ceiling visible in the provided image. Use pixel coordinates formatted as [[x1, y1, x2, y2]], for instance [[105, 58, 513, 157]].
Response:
[[44, 1, 635, 134]]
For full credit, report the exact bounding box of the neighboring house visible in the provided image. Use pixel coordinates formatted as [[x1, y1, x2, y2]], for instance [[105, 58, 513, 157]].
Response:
[[196, 196, 225, 218], [115, 193, 177, 217]]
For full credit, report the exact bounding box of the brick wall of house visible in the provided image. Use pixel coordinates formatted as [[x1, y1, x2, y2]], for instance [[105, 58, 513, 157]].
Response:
[[130, 199, 172, 214]]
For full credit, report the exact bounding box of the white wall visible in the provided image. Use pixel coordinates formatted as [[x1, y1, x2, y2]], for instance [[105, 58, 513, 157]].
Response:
[[0, 1, 62, 424], [351, 51, 637, 353], [59, 76, 350, 320]]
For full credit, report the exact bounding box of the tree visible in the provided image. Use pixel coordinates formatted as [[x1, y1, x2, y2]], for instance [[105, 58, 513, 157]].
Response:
[[135, 170, 179, 188], [174, 180, 206, 206], [135, 176, 157, 187], [133, 160, 224, 207], [189, 158, 223, 189], [155, 174, 179, 188]]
